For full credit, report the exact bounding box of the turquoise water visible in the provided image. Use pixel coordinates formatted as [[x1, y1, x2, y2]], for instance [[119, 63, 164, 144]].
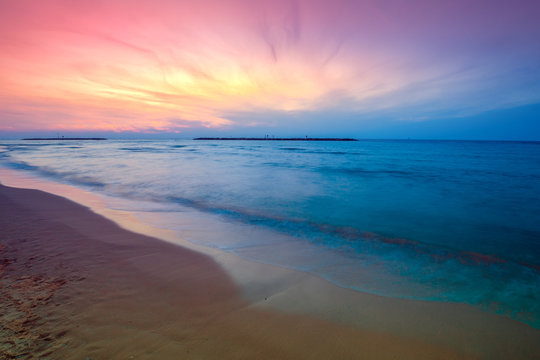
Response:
[[1, 139, 539, 327]]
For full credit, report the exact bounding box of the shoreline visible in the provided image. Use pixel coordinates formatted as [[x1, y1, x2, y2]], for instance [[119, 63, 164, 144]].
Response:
[[1, 169, 539, 358]]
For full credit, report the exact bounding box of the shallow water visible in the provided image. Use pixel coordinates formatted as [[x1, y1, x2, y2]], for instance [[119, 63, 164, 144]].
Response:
[[1, 139, 539, 327]]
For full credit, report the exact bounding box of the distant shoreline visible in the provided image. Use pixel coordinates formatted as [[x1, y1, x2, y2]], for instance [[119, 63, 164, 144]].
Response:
[[22, 138, 107, 141], [194, 137, 358, 141]]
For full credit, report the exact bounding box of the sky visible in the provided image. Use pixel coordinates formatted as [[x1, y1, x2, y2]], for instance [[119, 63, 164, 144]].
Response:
[[1, 0, 539, 139]]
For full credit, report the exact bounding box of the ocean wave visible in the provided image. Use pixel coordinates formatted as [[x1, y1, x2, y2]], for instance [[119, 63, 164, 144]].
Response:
[[2, 139, 540, 328], [119, 146, 163, 152], [279, 147, 305, 151], [304, 150, 358, 155], [318, 166, 414, 177], [3, 160, 106, 188], [143, 193, 540, 275]]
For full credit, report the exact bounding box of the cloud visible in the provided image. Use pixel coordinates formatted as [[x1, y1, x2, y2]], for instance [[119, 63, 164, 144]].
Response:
[[1, 0, 539, 134]]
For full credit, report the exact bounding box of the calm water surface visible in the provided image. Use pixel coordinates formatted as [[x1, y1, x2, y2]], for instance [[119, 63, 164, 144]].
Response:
[[1, 139, 539, 327]]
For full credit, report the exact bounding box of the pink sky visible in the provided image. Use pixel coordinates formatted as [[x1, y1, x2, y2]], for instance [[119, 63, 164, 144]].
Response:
[[1, 0, 539, 134]]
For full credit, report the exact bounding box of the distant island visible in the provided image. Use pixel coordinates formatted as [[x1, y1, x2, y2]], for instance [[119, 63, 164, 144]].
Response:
[[194, 137, 358, 141], [22, 138, 107, 140]]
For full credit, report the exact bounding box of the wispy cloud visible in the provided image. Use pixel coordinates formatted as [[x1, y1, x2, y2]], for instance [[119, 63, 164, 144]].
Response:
[[1, 0, 539, 133]]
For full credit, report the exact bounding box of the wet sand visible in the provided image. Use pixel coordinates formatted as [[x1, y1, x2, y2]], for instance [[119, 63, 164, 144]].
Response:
[[1, 182, 539, 359]]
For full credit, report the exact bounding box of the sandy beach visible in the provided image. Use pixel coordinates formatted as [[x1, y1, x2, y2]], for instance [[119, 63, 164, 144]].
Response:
[[1, 181, 539, 359]]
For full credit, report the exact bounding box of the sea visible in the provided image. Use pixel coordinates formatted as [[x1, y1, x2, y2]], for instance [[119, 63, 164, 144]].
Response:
[[1, 138, 539, 328]]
